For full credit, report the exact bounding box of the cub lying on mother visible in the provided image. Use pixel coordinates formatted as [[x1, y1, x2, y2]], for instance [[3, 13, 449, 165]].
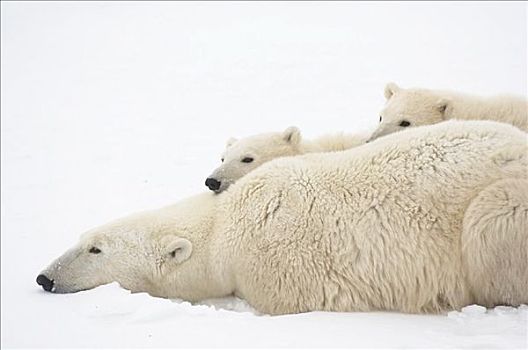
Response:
[[370, 82, 528, 140], [38, 121, 528, 315]]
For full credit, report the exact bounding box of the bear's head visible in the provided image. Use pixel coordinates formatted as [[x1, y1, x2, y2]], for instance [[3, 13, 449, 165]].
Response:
[[368, 82, 450, 141], [205, 126, 302, 193], [36, 193, 224, 301]]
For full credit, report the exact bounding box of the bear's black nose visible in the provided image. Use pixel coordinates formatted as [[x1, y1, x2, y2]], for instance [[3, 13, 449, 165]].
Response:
[[36, 274, 54, 292], [205, 178, 221, 191]]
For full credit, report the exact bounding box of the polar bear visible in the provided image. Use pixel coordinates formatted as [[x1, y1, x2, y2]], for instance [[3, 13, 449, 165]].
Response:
[[368, 82, 528, 140], [205, 127, 367, 193], [37, 120, 528, 315]]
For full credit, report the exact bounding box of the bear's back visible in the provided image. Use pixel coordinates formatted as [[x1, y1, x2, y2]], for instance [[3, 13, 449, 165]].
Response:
[[217, 120, 527, 314]]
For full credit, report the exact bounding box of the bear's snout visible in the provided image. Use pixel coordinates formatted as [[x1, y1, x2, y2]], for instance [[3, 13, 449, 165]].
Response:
[[36, 274, 54, 292], [205, 178, 221, 191]]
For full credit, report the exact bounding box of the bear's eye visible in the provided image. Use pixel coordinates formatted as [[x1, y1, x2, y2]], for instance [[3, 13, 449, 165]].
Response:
[[221, 158, 224, 163], [241, 157, 254, 163], [89, 247, 102, 254], [379, 116, 382, 123], [399, 120, 411, 127]]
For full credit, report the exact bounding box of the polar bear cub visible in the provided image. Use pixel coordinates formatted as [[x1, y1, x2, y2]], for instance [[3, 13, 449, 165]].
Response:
[[369, 82, 528, 140], [38, 120, 527, 315], [205, 127, 367, 193]]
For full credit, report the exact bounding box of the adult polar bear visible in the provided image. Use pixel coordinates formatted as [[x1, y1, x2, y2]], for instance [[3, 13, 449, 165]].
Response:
[[37, 121, 528, 315]]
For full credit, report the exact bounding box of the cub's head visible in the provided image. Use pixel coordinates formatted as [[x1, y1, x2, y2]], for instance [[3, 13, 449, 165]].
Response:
[[369, 82, 450, 141], [205, 126, 302, 193]]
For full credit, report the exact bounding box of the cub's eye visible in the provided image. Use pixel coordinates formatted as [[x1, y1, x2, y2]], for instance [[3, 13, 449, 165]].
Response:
[[89, 247, 102, 254], [221, 158, 224, 163], [241, 157, 254, 163], [379, 116, 382, 123], [399, 120, 411, 127]]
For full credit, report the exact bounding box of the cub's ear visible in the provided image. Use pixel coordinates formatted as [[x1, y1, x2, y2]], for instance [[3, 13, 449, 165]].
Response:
[[161, 236, 193, 264], [282, 126, 301, 145], [436, 98, 450, 118], [384, 82, 400, 100], [226, 137, 237, 148]]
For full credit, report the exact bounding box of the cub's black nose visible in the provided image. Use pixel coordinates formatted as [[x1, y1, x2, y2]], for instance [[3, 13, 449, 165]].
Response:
[[36, 274, 54, 292], [205, 178, 221, 191]]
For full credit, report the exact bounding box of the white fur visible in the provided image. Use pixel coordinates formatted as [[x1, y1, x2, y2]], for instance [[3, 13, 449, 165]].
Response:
[[369, 82, 528, 140], [206, 126, 367, 192], [40, 120, 528, 315]]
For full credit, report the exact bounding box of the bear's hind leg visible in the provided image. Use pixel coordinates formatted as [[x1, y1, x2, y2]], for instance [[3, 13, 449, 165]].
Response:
[[461, 178, 528, 307]]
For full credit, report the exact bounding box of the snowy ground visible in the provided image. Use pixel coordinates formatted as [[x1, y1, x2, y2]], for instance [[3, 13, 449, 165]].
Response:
[[1, 2, 527, 348]]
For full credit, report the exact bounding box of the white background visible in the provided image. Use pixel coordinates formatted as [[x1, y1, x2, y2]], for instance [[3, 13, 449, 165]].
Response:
[[2, 1, 527, 348]]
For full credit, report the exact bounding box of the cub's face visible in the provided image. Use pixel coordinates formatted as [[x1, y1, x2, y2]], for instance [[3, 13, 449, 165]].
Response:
[[369, 83, 449, 141], [205, 127, 302, 193]]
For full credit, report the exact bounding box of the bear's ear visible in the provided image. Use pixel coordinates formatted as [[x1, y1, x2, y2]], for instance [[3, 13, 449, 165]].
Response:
[[384, 82, 400, 100], [282, 126, 301, 145], [161, 236, 192, 265], [226, 137, 237, 148], [436, 98, 450, 118]]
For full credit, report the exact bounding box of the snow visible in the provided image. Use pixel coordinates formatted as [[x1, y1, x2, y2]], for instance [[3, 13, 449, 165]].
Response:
[[1, 2, 527, 348]]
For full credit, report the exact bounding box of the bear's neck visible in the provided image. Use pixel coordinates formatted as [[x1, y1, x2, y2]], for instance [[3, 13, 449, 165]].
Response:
[[443, 93, 489, 121], [151, 193, 236, 301], [441, 92, 527, 130], [299, 132, 368, 154]]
